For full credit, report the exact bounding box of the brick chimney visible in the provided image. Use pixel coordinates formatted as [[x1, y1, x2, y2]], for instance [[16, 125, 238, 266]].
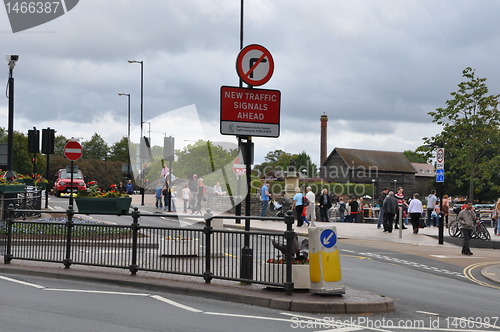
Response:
[[320, 112, 328, 166]]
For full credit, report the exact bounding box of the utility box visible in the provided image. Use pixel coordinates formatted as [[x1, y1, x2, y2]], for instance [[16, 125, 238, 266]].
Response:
[[308, 225, 345, 294]]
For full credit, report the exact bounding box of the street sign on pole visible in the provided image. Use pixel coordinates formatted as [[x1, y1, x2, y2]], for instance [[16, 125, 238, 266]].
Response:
[[220, 86, 281, 137], [236, 44, 274, 86], [436, 148, 444, 169], [436, 169, 444, 182], [232, 157, 246, 176], [63, 141, 82, 161]]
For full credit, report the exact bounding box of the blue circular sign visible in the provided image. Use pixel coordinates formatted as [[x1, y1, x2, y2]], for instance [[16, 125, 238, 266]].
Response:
[[320, 229, 337, 248]]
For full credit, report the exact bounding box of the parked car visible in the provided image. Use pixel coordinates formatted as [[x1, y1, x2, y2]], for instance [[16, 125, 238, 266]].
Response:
[[54, 168, 86, 197]]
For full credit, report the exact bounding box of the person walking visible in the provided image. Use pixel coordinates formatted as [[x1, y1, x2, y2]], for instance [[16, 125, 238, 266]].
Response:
[[457, 201, 475, 255], [338, 197, 346, 222], [181, 183, 190, 213], [260, 181, 271, 217], [196, 178, 206, 212], [382, 191, 398, 233], [126, 180, 134, 195], [377, 187, 388, 229], [348, 196, 359, 223], [162, 180, 170, 211], [408, 193, 423, 233], [292, 187, 305, 227], [495, 198, 500, 236], [188, 174, 198, 210], [394, 187, 408, 229], [427, 190, 438, 227], [357, 197, 364, 223], [318, 188, 332, 222], [155, 182, 163, 209], [442, 194, 450, 227], [305, 186, 317, 226]]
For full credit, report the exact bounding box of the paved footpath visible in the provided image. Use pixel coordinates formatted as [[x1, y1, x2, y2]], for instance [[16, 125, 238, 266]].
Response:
[[1, 194, 499, 314]]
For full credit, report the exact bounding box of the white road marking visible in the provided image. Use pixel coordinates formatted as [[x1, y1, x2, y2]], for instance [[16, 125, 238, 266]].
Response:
[[151, 295, 203, 313], [0, 276, 45, 289], [281, 312, 389, 332], [205, 312, 292, 322], [416, 310, 439, 316], [43, 288, 150, 296], [358, 252, 466, 278]]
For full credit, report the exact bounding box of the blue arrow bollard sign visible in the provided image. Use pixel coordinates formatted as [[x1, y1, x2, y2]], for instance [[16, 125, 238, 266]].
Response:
[[436, 169, 444, 182]]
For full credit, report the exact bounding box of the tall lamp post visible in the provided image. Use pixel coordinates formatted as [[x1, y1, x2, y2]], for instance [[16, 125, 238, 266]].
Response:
[[5, 55, 19, 181], [128, 60, 145, 206], [371, 179, 375, 207], [118, 93, 131, 140]]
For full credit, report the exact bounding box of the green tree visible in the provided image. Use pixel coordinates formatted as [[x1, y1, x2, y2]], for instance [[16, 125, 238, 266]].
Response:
[[173, 140, 237, 180], [54, 134, 68, 156], [253, 149, 291, 176], [293, 151, 317, 178], [421, 67, 500, 202], [403, 150, 428, 163], [253, 150, 317, 178], [82, 133, 109, 160], [108, 136, 129, 162], [0, 130, 46, 176]]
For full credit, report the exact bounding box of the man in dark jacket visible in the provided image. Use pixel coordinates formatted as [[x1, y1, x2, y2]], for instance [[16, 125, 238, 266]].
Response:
[[382, 191, 398, 233], [318, 188, 332, 222], [377, 187, 388, 229]]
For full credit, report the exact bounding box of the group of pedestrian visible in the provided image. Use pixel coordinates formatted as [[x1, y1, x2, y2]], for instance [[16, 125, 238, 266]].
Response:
[[290, 186, 318, 227], [154, 179, 176, 212]]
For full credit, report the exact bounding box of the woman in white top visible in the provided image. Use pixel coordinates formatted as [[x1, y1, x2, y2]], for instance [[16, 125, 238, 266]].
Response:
[[408, 193, 424, 234]]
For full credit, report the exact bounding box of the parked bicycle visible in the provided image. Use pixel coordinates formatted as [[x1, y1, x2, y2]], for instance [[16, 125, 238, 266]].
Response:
[[448, 208, 490, 241]]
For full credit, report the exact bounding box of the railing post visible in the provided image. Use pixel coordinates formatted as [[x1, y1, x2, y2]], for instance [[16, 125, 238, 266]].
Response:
[[283, 211, 295, 294], [129, 207, 140, 275], [4, 204, 14, 264], [203, 209, 213, 283], [63, 205, 74, 268]]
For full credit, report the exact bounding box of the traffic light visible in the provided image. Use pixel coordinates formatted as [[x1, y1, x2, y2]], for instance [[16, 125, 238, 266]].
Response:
[[163, 136, 175, 162], [28, 129, 40, 153], [41, 128, 55, 155], [140, 136, 151, 161]]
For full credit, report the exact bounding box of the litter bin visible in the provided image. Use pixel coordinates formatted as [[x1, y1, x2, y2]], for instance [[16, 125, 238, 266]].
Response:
[[308, 225, 345, 294]]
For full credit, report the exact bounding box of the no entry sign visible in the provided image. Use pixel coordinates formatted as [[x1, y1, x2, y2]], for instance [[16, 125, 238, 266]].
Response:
[[236, 44, 274, 86], [64, 141, 82, 161], [232, 157, 246, 176]]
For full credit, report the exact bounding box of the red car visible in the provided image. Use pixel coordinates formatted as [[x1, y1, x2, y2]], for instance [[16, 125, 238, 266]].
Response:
[[54, 168, 86, 197]]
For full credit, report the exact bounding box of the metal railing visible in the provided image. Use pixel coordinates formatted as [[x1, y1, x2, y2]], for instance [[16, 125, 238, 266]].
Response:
[[1, 206, 297, 293]]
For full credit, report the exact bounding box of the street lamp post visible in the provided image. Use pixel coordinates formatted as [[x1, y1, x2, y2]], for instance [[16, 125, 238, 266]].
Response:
[[128, 60, 145, 206], [371, 179, 375, 207], [393, 179, 397, 193], [5, 55, 19, 181], [118, 93, 130, 140]]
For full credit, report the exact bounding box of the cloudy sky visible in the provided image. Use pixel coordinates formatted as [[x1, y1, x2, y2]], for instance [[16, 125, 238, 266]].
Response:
[[2, 0, 500, 166]]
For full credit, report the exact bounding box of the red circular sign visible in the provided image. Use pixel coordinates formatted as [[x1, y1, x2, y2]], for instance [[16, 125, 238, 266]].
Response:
[[236, 44, 274, 86], [64, 141, 82, 161], [232, 157, 246, 175]]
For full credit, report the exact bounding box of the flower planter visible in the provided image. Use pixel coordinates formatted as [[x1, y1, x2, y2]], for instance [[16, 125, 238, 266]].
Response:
[[159, 238, 199, 256], [22, 179, 34, 185], [75, 197, 132, 215], [0, 184, 26, 193], [267, 263, 310, 290], [35, 182, 48, 189]]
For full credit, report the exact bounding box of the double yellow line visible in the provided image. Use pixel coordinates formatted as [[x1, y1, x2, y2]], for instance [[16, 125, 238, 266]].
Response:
[[463, 261, 500, 289]]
